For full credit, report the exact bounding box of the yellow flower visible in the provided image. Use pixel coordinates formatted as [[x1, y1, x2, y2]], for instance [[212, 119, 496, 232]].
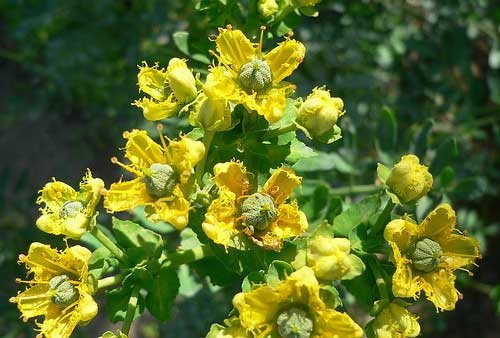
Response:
[[306, 234, 364, 281], [104, 129, 205, 230], [208, 26, 305, 123], [384, 204, 480, 311], [296, 87, 345, 143], [202, 161, 308, 251], [371, 302, 420, 338], [99, 330, 128, 338], [386, 155, 433, 204], [207, 317, 250, 338], [10, 243, 98, 338], [232, 266, 363, 338], [133, 58, 197, 121], [258, 0, 279, 17], [294, 0, 322, 7], [36, 170, 104, 239]]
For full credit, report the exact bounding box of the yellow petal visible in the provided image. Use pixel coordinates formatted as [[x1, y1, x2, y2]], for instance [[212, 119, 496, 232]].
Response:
[[166, 58, 197, 103], [202, 189, 239, 248], [78, 291, 99, 322], [232, 287, 281, 332], [215, 28, 255, 71], [166, 136, 205, 183], [124, 130, 165, 168], [42, 303, 80, 338], [150, 186, 191, 229], [23, 243, 69, 279], [104, 178, 152, 213], [265, 38, 305, 83], [137, 62, 168, 101], [421, 269, 460, 311], [214, 161, 250, 197], [384, 218, 419, 252], [252, 86, 289, 123], [441, 234, 480, 270], [204, 66, 239, 99], [132, 96, 179, 121], [261, 202, 308, 249], [314, 308, 363, 338], [37, 181, 78, 213], [263, 167, 301, 205], [12, 284, 52, 320], [66, 245, 92, 270], [418, 204, 456, 241]]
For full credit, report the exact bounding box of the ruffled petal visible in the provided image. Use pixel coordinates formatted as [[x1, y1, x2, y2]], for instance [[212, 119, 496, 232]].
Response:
[[132, 96, 179, 121], [124, 130, 165, 169], [22, 243, 70, 279], [263, 168, 301, 205], [104, 178, 152, 213], [150, 186, 191, 229], [215, 28, 255, 71], [137, 62, 168, 101], [202, 189, 239, 248], [204, 66, 239, 99], [260, 202, 308, 250], [421, 269, 460, 311], [251, 86, 289, 123], [232, 287, 282, 333], [314, 308, 364, 338], [265, 38, 305, 83], [418, 204, 456, 241], [37, 181, 78, 213], [12, 284, 53, 320], [384, 218, 419, 252], [166, 136, 205, 183], [389, 240, 423, 299], [213, 161, 250, 197], [441, 234, 480, 270]]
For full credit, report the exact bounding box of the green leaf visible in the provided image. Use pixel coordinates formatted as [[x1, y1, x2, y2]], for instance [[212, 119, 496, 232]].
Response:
[[173, 31, 190, 55], [412, 119, 434, 158], [376, 163, 391, 184], [342, 269, 377, 308], [332, 195, 381, 237], [178, 265, 202, 297], [242, 271, 266, 292], [112, 218, 164, 260], [439, 166, 455, 189], [285, 138, 317, 164], [319, 285, 342, 309], [377, 106, 397, 150], [145, 264, 180, 322], [106, 285, 144, 323], [191, 53, 211, 64], [430, 138, 459, 175], [266, 260, 293, 287]]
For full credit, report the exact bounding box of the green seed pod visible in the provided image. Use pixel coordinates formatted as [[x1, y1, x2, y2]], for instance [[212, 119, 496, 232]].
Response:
[[143, 163, 178, 198], [59, 200, 85, 218], [49, 275, 79, 307], [409, 238, 442, 273], [238, 58, 272, 91], [240, 193, 278, 230], [276, 307, 314, 338]]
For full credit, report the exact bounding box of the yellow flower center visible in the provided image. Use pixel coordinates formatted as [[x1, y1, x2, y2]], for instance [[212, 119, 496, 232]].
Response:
[[143, 163, 178, 198], [49, 274, 79, 308], [276, 307, 314, 338], [238, 58, 272, 91], [409, 238, 442, 273], [240, 193, 278, 231], [59, 200, 85, 218]]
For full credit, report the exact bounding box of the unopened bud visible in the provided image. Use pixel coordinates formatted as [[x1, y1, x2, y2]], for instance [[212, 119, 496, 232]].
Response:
[[372, 303, 420, 338], [167, 58, 197, 103], [258, 0, 279, 17], [386, 155, 433, 204]]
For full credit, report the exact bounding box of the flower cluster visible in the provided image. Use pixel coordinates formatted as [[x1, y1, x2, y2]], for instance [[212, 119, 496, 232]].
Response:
[[11, 20, 481, 338]]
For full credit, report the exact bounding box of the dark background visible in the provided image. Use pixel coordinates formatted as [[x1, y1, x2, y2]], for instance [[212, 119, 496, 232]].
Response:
[[1, 1, 499, 337]]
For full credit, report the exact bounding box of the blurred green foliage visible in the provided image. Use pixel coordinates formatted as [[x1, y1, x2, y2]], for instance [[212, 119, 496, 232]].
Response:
[[0, 0, 499, 337]]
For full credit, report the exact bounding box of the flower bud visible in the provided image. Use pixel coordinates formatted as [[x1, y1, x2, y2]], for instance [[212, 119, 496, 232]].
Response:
[[195, 93, 232, 131], [99, 331, 127, 338], [307, 235, 353, 280], [297, 87, 344, 139], [409, 238, 442, 273], [294, 0, 321, 8], [258, 0, 279, 17], [386, 155, 433, 204], [371, 303, 420, 338], [166, 58, 197, 103]]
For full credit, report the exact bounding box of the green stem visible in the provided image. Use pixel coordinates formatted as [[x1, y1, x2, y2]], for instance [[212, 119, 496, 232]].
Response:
[[90, 227, 127, 263], [372, 199, 395, 234], [97, 274, 124, 290], [195, 130, 215, 185], [161, 245, 214, 266], [367, 255, 390, 300], [264, 123, 297, 139], [330, 184, 384, 196], [122, 286, 140, 335]]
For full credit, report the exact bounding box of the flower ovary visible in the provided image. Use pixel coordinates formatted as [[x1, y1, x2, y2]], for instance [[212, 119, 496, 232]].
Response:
[[49, 274, 79, 308], [240, 193, 278, 230], [276, 307, 314, 338], [238, 58, 272, 91], [409, 238, 442, 273], [143, 163, 178, 198], [59, 200, 85, 218]]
